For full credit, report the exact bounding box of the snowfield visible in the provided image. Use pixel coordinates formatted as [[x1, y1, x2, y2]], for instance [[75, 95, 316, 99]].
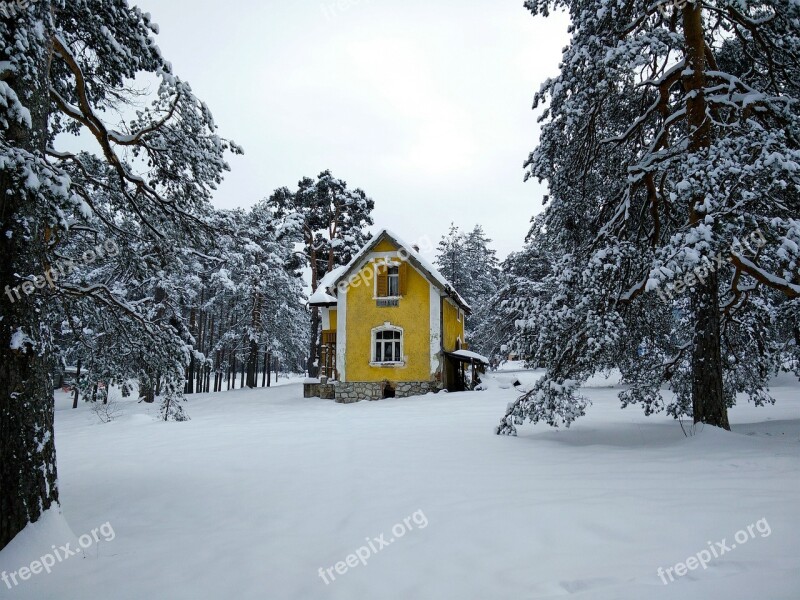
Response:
[[1, 370, 799, 599]]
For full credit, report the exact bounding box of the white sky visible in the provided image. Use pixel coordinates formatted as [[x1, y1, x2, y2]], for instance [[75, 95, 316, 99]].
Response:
[[135, 0, 570, 259]]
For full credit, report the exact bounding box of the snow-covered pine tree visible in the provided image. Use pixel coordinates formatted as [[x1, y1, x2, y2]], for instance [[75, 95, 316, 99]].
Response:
[[462, 225, 502, 355], [267, 171, 374, 376], [435, 224, 501, 355], [476, 217, 556, 363], [1, 1, 239, 547], [435, 223, 467, 294], [497, 0, 800, 435], [199, 205, 308, 391]]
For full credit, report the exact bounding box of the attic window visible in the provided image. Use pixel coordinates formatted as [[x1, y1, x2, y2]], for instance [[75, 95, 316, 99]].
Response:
[[376, 261, 407, 298], [387, 266, 400, 297]]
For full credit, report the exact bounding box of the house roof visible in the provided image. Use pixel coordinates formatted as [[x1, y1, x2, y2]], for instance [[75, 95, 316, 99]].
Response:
[[307, 229, 471, 312], [447, 349, 490, 365], [308, 265, 346, 306]]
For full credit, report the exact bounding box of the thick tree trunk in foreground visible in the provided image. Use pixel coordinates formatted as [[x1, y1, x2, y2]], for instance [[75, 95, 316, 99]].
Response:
[[0, 6, 59, 550], [691, 271, 730, 429], [683, 3, 729, 430]]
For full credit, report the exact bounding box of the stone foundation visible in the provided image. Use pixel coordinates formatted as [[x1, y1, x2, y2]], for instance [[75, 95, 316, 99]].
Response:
[[319, 383, 336, 400], [304, 378, 336, 399], [334, 380, 441, 403], [306, 379, 442, 402]]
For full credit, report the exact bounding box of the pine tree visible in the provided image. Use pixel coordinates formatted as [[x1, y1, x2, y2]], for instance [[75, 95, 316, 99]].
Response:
[[435, 224, 501, 355], [497, 0, 800, 435], [1, 1, 239, 548], [435, 224, 467, 293], [477, 218, 555, 363], [266, 171, 374, 376]]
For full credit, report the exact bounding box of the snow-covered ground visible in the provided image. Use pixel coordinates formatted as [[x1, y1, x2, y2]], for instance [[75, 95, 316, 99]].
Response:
[[1, 371, 799, 599]]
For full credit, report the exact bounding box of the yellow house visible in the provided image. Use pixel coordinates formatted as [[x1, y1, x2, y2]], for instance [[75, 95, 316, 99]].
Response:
[[307, 229, 485, 402]]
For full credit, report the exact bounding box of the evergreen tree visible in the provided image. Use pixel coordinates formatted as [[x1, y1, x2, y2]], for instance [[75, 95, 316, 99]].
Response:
[[435, 224, 502, 355], [266, 171, 374, 375], [1, 1, 239, 548], [498, 0, 800, 435], [435, 224, 467, 293], [476, 218, 555, 363]]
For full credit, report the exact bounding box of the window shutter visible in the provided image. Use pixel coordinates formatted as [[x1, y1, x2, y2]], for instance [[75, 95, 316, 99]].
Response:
[[376, 263, 388, 297], [398, 262, 408, 296]]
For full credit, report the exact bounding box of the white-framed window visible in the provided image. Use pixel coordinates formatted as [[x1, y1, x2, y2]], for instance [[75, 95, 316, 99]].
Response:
[[371, 324, 404, 365], [387, 266, 400, 297]]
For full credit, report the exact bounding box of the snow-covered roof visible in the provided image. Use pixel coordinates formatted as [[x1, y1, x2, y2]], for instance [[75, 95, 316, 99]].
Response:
[[307, 289, 338, 306], [448, 349, 490, 364], [326, 228, 471, 312], [308, 265, 347, 307], [318, 265, 347, 291]]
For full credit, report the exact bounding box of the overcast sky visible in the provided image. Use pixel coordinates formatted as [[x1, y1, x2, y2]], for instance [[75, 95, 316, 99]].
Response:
[[135, 0, 570, 259]]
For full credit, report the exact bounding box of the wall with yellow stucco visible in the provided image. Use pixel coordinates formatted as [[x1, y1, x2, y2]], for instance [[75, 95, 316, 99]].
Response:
[[373, 239, 398, 253], [442, 299, 465, 352], [344, 245, 432, 383]]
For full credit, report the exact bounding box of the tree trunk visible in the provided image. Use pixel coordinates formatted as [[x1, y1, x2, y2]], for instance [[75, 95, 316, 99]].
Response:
[[0, 5, 60, 549], [229, 354, 234, 390], [72, 359, 81, 409], [683, 3, 729, 430], [246, 339, 259, 388], [139, 374, 155, 403], [308, 307, 321, 377], [267, 352, 272, 387]]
